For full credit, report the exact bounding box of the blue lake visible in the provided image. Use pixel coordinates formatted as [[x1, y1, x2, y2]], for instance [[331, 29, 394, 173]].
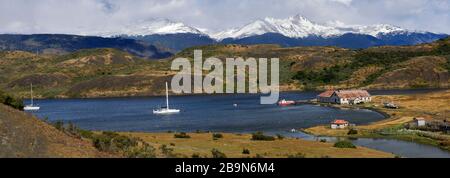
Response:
[[29, 92, 385, 132]]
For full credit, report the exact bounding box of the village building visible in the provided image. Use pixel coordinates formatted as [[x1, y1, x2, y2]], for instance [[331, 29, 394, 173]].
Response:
[[317, 89, 371, 105], [317, 90, 335, 103], [414, 117, 426, 127], [331, 119, 349, 129]]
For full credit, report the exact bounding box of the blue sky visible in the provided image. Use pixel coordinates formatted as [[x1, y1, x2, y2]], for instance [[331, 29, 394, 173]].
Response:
[[0, 0, 449, 34]]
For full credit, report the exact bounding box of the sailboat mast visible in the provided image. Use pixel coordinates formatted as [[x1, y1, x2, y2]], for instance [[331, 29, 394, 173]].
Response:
[[30, 83, 33, 106], [166, 82, 169, 109]]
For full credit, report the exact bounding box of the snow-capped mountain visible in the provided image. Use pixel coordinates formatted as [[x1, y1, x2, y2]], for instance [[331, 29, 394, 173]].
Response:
[[97, 18, 205, 37], [326, 21, 406, 37], [211, 15, 409, 40], [85, 14, 446, 51]]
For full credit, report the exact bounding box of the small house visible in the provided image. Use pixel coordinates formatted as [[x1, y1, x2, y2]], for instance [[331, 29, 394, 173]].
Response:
[[331, 120, 349, 129], [414, 117, 426, 127], [317, 89, 371, 105]]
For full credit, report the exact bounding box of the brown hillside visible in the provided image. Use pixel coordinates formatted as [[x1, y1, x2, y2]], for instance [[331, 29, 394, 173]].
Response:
[[368, 56, 449, 89], [0, 104, 113, 158]]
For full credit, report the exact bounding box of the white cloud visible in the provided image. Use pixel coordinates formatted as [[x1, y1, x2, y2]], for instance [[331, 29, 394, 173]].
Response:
[[330, 0, 353, 6], [0, 0, 448, 34]]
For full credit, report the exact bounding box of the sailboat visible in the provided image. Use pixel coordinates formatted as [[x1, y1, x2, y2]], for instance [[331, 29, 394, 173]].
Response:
[[153, 82, 180, 114], [24, 83, 40, 111]]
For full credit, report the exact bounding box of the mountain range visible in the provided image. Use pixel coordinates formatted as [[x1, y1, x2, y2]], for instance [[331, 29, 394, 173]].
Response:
[[0, 14, 448, 55], [97, 14, 448, 51]]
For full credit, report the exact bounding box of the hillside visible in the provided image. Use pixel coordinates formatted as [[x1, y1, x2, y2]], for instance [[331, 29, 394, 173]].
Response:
[[0, 34, 173, 59], [177, 37, 450, 90], [0, 38, 449, 99], [0, 103, 111, 158], [0, 48, 173, 98]]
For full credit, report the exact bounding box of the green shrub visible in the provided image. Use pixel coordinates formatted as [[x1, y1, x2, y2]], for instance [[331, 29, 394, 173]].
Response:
[[320, 139, 327, 143], [211, 148, 227, 158], [0, 90, 24, 110], [191, 153, 201, 158], [91, 131, 138, 152], [334, 140, 356, 149], [251, 132, 275, 141], [78, 129, 94, 139], [112, 135, 138, 150], [276, 134, 285, 140], [174, 132, 191, 139], [212, 133, 223, 140], [242, 148, 250, 155], [53, 120, 65, 131], [160, 144, 175, 158], [92, 134, 114, 152], [125, 143, 156, 158], [347, 129, 358, 135]]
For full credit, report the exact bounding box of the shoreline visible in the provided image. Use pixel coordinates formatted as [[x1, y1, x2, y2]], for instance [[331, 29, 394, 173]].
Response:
[[303, 89, 450, 152], [24, 87, 448, 100]]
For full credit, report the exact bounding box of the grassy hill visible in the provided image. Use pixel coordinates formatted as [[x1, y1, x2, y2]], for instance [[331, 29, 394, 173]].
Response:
[[0, 48, 172, 98], [0, 103, 112, 158], [0, 37, 449, 98], [176, 38, 450, 90]]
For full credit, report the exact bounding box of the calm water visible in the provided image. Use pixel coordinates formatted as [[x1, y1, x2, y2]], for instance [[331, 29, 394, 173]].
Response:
[[281, 132, 450, 158], [26, 89, 450, 158], [30, 92, 385, 132]]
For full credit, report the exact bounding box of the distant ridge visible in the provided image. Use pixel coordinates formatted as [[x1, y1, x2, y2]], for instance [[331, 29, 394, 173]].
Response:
[[0, 34, 172, 59]]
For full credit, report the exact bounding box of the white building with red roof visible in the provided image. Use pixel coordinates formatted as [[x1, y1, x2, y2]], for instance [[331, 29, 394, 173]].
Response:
[[331, 119, 349, 129], [317, 89, 371, 105]]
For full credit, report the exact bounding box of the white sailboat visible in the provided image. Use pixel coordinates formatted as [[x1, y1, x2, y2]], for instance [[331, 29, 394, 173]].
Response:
[[153, 82, 180, 114], [24, 83, 40, 111]]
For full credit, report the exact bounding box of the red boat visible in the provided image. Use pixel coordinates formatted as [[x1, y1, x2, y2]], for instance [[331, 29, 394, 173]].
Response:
[[278, 99, 296, 106]]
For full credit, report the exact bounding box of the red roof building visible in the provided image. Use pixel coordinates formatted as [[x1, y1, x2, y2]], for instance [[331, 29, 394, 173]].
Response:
[[332, 120, 349, 125], [331, 119, 349, 129], [317, 89, 372, 105]]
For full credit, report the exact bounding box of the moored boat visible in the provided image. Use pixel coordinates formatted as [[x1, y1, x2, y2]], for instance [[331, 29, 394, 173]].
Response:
[[24, 83, 40, 111], [278, 99, 296, 106], [153, 82, 180, 115]]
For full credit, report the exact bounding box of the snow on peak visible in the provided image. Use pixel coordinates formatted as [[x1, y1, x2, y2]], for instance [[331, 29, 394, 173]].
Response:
[[98, 18, 204, 37], [357, 24, 405, 36], [211, 14, 409, 40], [91, 14, 411, 40], [327, 21, 405, 37]]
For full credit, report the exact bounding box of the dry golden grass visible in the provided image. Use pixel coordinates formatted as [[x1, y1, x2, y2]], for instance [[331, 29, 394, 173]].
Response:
[[0, 104, 115, 158], [372, 90, 450, 121], [122, 132, 394, 158], [305, 90, 450, 136]]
